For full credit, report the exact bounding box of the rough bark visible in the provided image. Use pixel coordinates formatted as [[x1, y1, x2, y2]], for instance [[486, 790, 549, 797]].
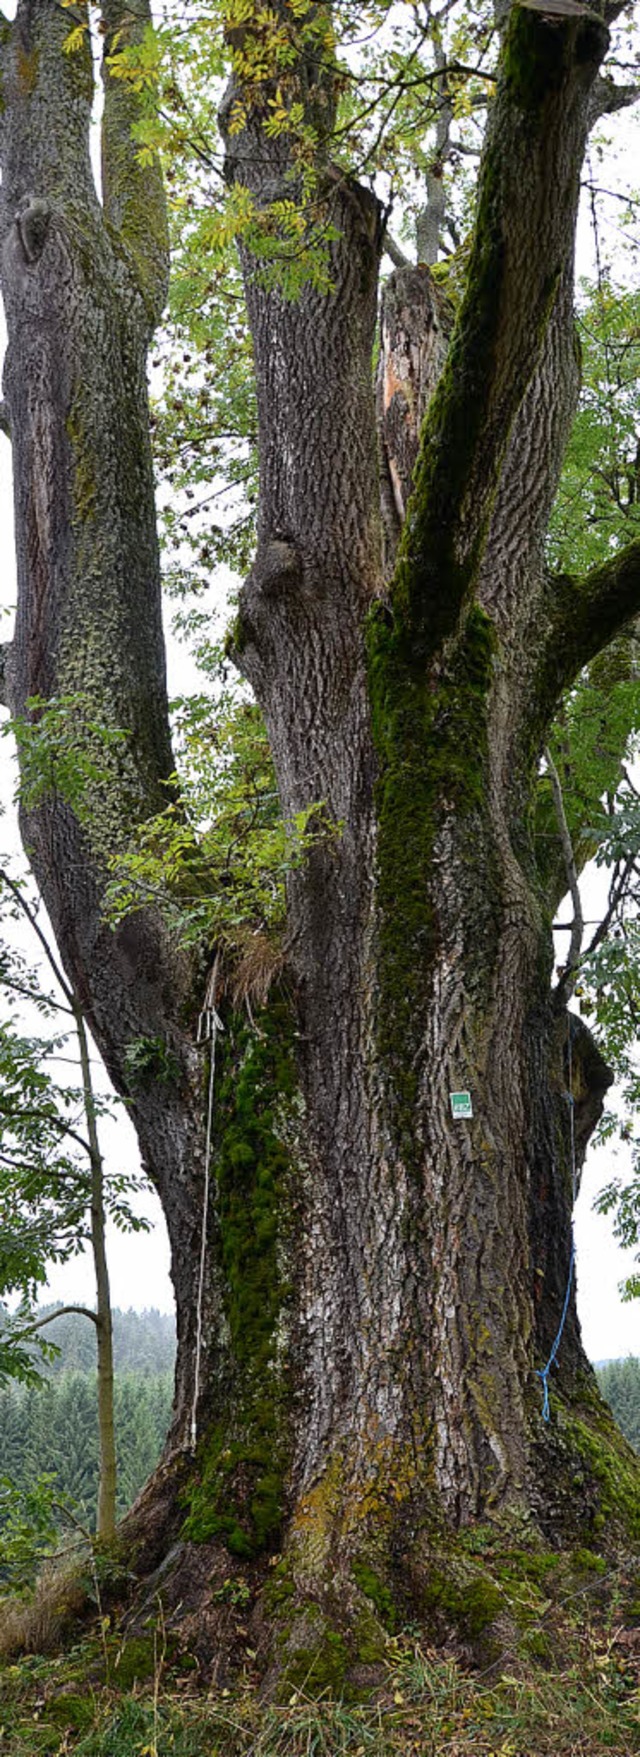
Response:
[[219, 0, 640, 1581], [1, 0, 639, 1682], [0, 0, 217, 1456], [377, 266, 453, 574]]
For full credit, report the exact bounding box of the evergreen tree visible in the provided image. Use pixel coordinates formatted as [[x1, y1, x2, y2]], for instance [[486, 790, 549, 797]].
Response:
[[598, 1358, 640, 1451]]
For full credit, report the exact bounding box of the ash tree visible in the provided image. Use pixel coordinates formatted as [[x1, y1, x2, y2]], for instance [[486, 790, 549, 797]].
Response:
[[0, 0, 640, 1668]]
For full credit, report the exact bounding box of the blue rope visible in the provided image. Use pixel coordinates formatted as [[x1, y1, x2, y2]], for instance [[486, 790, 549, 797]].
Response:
[[537, 1022, 578, 1423], [537, 1236, 576, 1422]]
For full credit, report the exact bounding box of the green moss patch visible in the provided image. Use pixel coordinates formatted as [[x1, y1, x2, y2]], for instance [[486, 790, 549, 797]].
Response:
[[558, 1404, 640, 1542], [112, 1635, 156, 1688], [421, 1566, 504, 1644], [41, 1689, 96, 1733], [367, 601, 498, 1136], [352, 1563, 397, 1634], [182, 999, 300, 1558]]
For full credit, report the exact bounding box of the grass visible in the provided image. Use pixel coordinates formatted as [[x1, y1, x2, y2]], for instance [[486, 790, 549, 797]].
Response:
[[0, 1556, 90, 1660], [0, 1571, 637, 1757]]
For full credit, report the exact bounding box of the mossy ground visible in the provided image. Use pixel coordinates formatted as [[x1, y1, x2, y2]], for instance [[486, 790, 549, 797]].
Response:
[[0, 1548, 637, 1756]]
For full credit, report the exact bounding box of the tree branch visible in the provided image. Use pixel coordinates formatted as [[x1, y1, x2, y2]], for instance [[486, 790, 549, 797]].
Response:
[[100, 0, 169, 330], [0, 866, 74, 1005], [583, 853, 634, 961], [5, 1304, 99, 1341], [0, 1105, 92, 1157], [392, 0, 610, 653], [384, 229, 412, 269], [603, 0, 634, 20], [541, 539, 640, 706], [588, 74, 640, 125]]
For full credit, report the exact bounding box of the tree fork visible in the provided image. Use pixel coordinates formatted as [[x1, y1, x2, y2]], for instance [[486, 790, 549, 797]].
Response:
[[0, 0, 638, 1680], [220, 0, 640, 1571]]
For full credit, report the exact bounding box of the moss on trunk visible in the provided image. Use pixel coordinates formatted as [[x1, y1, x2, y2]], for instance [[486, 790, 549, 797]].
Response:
[[182, 998, 302, 1559]]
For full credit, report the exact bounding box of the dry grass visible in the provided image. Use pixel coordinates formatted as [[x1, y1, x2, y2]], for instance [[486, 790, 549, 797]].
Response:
[[0, 1552, 90, 1657], [228, 928, 286, 1011]]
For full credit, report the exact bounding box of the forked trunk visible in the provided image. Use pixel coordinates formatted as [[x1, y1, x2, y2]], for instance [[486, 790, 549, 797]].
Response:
[[0, 0, 638, 1678]]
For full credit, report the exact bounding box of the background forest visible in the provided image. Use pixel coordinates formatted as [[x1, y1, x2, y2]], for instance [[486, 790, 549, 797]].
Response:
[[0, 1310, 174, 1540], [0, 1309, 637, 1553]]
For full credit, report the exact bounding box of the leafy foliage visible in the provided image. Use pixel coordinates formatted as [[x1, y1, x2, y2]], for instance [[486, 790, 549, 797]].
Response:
[[3, 695, 127, 823], [0, 865, 151, 1404], [549, 282, 640, 576], [105, 669, 330, 967], [0, 1475, 64, 1591], [0, 1309, 174, 1569]]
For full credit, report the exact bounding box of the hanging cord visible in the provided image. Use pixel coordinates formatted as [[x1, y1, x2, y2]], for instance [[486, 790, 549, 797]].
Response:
[[190, 962, 224, 1453], [537, 1021, 578, 1422]]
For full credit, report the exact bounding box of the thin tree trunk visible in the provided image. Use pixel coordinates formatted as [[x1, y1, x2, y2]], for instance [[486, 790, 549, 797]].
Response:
[[76, 1005, 116, 1542]]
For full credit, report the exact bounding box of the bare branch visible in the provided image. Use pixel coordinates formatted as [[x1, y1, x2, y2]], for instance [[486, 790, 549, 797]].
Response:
[[583, 855, 634, 960], [0, 867, 74, 1005], [384, 230, 412, 269], [603, 0, 634, 20], [519, 0, 593, 16], [6, 1305, 99, 1342]]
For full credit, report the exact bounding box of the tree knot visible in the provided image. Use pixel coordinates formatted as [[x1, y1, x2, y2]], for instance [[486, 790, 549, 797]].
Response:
[[252, 539, 303, 600], [15, 194, 52, 266]]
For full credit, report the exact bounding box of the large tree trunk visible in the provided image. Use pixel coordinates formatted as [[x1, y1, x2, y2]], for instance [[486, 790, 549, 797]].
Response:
[[0, 0, 218, 1458], [217, 0, 639, 1586], [0, 0, 639, 1680]]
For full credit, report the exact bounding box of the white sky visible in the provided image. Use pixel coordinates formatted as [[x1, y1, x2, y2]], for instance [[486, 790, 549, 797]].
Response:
[[0, 0, 637, 1364]]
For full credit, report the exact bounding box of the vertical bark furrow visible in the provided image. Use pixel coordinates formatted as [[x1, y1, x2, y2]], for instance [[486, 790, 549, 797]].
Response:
[[376, 265, 453, 575], [392, 6, 608, 654], [0, 0, 222, 1461], [478, 270, 581, 641], [100, 0, 169, 331]]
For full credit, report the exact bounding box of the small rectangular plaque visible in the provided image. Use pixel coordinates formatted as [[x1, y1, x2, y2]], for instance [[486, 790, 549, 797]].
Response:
[[450, 1090, 473, 1119]]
